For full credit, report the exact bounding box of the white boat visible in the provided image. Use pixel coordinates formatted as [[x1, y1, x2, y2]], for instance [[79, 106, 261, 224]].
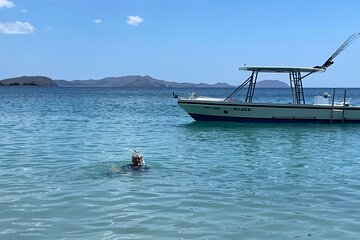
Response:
[[178, 33, 360, 123]]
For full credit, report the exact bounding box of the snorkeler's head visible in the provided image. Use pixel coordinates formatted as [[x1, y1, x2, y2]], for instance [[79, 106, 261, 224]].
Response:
[[132, 150, 145, 166]]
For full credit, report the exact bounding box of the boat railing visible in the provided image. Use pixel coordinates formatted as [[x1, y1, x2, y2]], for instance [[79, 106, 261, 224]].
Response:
[[314, 88, 351, 106]]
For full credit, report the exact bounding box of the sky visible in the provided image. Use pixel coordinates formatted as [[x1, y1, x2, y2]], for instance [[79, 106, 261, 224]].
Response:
[[0, 0, 360, 87]]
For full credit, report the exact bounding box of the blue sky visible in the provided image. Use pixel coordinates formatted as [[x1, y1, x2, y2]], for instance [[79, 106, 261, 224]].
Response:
[[0, 0, 360, 87]]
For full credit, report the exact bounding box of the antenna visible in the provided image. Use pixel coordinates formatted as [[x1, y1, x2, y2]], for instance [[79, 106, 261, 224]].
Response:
[[314, 33, 360, 70]]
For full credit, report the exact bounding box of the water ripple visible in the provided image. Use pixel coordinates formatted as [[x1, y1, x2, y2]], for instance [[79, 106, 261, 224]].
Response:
[[1, 88, 360, 239]]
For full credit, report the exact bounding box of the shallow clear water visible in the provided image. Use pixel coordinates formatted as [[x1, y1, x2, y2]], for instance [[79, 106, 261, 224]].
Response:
[[1, 87, 360, 239]]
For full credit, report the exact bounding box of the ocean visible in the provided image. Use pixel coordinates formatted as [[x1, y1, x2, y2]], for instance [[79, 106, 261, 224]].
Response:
[[1, 87, 360, 239]]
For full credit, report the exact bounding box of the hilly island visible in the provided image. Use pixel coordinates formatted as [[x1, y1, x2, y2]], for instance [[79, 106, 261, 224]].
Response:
[[0, 75, 289, 88]]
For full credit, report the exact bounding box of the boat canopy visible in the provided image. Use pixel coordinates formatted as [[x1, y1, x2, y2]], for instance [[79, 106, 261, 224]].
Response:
[[227, 33, 359, 104], [239, 66, 326, 73], [228, 66, 324, 104]]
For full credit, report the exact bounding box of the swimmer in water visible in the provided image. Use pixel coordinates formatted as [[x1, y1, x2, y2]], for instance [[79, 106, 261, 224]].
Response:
[[131, 150, 145, 166], [107, 150, 147, 175]]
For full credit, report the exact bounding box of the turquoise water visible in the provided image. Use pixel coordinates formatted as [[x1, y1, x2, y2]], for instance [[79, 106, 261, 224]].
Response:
[[1, 87, 360, 239]]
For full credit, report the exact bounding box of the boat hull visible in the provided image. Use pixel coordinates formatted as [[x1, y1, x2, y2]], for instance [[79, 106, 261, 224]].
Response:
[[178, 99, 360, 123]]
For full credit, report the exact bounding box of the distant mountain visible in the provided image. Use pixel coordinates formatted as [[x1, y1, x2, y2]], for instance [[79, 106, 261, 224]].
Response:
[[55, 76, 289, 88], [0, 75, 289, 88], [0, 76, 57, 87], [55, 75, 169, 87], [55, 75, 235, 88], [256, 80, 289, 88]]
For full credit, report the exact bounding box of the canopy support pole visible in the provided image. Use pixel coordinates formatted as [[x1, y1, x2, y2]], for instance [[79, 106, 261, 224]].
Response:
[[245, 70, 258, 102], [224, 72, 256, 102], [289, 71, 305, 104]]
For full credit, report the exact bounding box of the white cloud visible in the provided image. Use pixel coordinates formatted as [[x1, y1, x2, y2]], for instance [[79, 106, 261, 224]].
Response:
[[21, 9, 28, 13], [0, 22, 34, 34], [0, 0, 15, 9], [93, 19, 102, 24], [127, 16, 143, 26]]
